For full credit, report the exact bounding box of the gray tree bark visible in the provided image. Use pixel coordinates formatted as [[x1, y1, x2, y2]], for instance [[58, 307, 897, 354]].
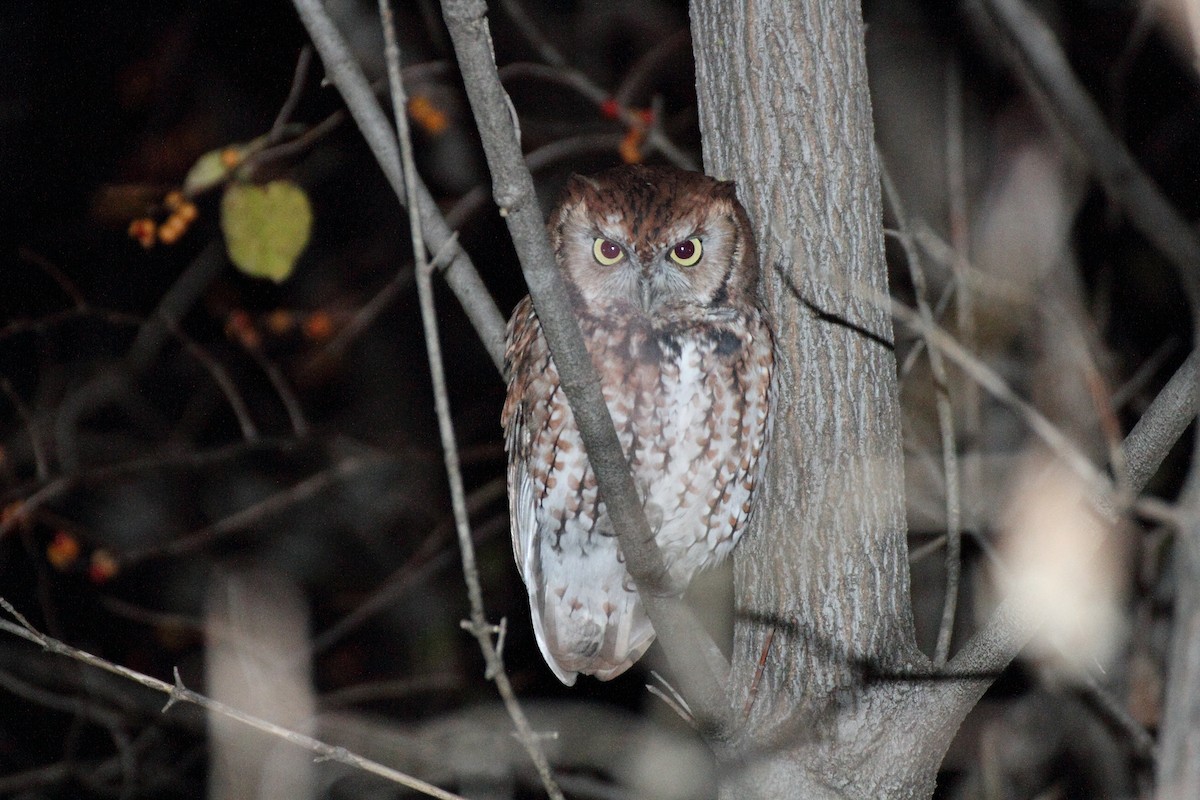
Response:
[[691, 2, 940, 797]]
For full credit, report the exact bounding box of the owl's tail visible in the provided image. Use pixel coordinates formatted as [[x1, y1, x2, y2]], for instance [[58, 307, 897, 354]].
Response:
[[530, 578, 656, 685]]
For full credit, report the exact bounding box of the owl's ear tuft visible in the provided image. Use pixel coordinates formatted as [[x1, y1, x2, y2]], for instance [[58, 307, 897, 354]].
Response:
[[565, 173, 603, 195], [714, 179, 740, 201]]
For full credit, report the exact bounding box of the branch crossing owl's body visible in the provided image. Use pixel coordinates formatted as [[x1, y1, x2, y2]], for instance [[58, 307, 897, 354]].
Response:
[[503, 165, 773, 684]]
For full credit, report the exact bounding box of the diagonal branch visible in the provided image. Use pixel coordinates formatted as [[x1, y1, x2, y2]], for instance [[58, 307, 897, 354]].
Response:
[[438, 0, 733, 732], [0, 599, 468, 800]]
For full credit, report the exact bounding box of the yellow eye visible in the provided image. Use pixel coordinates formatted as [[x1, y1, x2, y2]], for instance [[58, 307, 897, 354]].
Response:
[[668, 237, 702, 267], [592, 238, 625, 265]]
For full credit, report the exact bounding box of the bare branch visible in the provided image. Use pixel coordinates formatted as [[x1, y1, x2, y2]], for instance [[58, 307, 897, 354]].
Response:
[[444, 133, 625, 230], [968, 10, 1200, 791], [0, 599, 469, 800], [268, 45, 314, 143], [438, 0, 732, 731], [944, 58, 984, 552], [889, 299, 1109, 500], [118, 456, 373, 567], [0, 374, 48, 481], [1123, 349, 1199, 493], [160, 315, 259, 441], [946, 345, 1199, 677]]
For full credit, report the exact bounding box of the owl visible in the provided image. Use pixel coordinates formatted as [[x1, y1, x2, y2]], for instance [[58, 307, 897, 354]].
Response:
[[502, 164, 773, 684]]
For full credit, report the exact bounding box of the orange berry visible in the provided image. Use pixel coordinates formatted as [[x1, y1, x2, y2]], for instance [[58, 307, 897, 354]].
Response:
[[266, 309, 295, 335], [220, 147, 242, 169], [225, 310, 260, 349], [302, 310, 334, 341], [176, 201, 199, 224], [128, 217, 157, 249], [164, 189, 185, 211], [88, 550, 119, 584], [408, 95, 449, 135], [157, 218, 184, 244], [47, 531, 81, 571], [2, 500, 24, 528], [619, 127, 645, 164]]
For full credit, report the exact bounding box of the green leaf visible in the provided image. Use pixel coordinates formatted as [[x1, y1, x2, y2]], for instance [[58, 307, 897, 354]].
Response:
[[183, 149, 231, 194], [220, 181, 312, 283]]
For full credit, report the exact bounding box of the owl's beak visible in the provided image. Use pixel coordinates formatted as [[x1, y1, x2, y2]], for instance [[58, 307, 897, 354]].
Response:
[[637, 275, 655, 313]]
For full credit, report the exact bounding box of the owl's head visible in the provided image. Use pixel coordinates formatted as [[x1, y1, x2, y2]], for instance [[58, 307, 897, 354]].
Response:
[[548, 165, 760, 317]]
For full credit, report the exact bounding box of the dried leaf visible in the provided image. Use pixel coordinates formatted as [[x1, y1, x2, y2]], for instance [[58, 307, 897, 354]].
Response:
[[184, 149, 232, 194]]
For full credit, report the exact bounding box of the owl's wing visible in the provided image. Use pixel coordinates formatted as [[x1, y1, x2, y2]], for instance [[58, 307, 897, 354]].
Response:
[[501, 297, 540, 578], [503, 300, 580, 686], [502, 299, 658, 684], [508, 429, 580, 685]]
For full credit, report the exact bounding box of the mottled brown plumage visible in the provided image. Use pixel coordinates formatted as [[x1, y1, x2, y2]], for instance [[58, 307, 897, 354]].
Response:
[[503, 165, 773, 684]]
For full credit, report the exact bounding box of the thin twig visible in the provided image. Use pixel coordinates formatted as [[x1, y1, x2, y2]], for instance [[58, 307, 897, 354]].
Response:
[[949, 345, 1200, 676], [0, 599, 468, 800], [126, 240, 227, 373], [117, 456, 370, 567], [18, 248, 87, 309], [160, 315, 259, 442], [439, 0, 732, 732], [881, 162, 962, 667], [0, 374, 49, 481], [945, 59, 983, 548], [889, 298, 1109, 500], [444, 133, 625, 229], [1111, 338, 1178, 410], [243, 344, 310, 438], [377, 4, 565, 798], [614, 27, 692, 108], [318, 675, 460, 709], [269, 45, 314, 143], [308, 478, 506, 656], [1, 437, 298, 518], [249, 107, 347, 172], [741, 627, 776, 721], [49, 242, 227, 472], [309, 265, 414, 366]]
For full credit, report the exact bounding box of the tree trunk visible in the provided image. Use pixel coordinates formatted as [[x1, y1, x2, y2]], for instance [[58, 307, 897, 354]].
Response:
[[691, 2, 942, 797]]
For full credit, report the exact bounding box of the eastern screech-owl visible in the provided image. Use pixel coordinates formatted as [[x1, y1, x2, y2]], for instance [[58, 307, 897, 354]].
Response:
[[502, 165, 774, 684]]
